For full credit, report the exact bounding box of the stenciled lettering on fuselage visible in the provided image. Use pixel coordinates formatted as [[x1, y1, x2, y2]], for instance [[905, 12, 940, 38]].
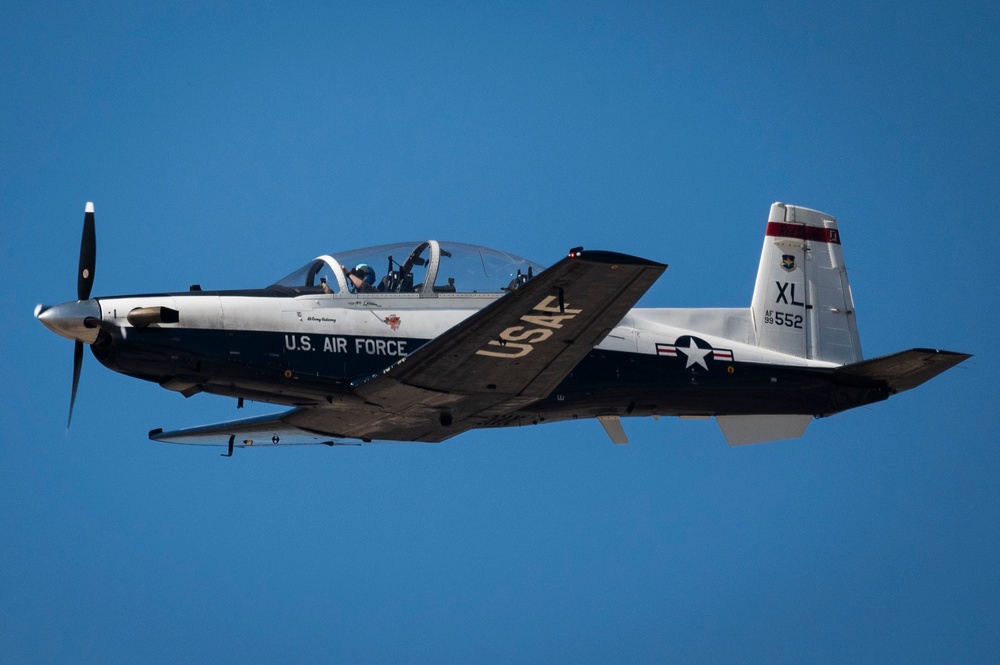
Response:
[[475, 295, 583, 359], [284, 334, 409, 357]]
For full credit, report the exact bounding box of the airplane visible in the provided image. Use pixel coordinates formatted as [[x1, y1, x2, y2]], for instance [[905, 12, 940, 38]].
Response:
[[36, 202, 969, 454]]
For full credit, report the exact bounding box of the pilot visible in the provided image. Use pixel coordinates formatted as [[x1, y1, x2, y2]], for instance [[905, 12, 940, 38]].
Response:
[[346, 263, 376, 293]]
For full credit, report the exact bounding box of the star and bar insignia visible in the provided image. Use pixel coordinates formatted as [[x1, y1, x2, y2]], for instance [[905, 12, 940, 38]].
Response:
[[655, 335, 734, 370]]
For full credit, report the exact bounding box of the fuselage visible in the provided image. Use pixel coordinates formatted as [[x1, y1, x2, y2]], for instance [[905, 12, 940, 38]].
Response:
[[83, 287, 888, 427]]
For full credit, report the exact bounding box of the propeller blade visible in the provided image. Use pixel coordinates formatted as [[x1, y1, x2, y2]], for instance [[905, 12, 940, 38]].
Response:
[[78, 202, 96, 301], [69, 202, 96, 428], [69, 340, 83, 428]]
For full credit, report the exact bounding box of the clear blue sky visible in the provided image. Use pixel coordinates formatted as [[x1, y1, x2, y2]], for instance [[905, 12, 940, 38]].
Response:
[[3, 2, 997, 662]]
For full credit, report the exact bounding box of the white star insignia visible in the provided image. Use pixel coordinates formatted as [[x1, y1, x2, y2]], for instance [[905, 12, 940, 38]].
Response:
[[678, 338, 711, 370]]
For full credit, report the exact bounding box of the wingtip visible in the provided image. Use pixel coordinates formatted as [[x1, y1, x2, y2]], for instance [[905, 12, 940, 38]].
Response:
[[85, 202, 94, 213], [574, 249, 667, 269]]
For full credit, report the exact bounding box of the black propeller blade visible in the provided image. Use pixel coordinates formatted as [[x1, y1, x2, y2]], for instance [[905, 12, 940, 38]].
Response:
[[68, 202, 96, 428], [69, 340, 84, 428], [78, 202, 96, 301]]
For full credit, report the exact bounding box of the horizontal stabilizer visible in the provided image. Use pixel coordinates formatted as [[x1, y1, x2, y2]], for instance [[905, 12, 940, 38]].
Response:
[[833, 348, 971, 393], [716, 414, 812, 446]]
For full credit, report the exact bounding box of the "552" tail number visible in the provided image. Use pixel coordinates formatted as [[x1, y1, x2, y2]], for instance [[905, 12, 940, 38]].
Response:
[[763, 310, 803, 329]]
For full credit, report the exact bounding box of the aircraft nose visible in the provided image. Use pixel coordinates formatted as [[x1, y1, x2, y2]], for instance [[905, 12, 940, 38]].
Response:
[[35, 300, 102, 344]]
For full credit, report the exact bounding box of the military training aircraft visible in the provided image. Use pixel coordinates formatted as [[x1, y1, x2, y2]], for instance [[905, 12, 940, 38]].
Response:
[[36, 202, 969, 453]]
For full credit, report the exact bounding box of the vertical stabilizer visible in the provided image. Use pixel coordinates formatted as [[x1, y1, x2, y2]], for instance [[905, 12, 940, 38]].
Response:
[[750, 203, 862, 364]]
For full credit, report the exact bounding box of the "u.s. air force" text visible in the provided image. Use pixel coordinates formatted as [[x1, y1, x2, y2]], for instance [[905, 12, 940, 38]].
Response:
[[284, 335, 408, 357]]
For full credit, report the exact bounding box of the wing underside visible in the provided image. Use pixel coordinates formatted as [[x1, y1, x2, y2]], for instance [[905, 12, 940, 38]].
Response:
[[149, 412, 349, 447]]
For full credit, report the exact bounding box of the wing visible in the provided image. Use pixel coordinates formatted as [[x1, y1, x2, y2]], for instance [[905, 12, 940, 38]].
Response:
[[151, 249, 665, 446], [339, 248, 666, 441]]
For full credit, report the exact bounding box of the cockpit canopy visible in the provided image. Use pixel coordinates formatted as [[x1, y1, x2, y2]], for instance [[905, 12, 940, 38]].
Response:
[[271, 241, 545, 296]]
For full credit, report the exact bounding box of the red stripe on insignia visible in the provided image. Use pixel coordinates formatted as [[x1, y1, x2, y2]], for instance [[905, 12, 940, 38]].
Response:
[[713, 351, 733, 361], [766, 222, 840, 244], [655, 344, 677, 356]]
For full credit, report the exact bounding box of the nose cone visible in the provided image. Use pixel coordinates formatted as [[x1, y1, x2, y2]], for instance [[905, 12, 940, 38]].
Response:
[[36, 300, 101, 344]]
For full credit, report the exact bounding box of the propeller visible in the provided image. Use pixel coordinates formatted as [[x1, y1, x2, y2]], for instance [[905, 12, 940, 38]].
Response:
[[69, 202, 96, 428]]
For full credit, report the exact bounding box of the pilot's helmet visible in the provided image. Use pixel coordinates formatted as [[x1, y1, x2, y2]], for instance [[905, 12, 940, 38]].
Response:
[[354, 263, 375, 286]]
